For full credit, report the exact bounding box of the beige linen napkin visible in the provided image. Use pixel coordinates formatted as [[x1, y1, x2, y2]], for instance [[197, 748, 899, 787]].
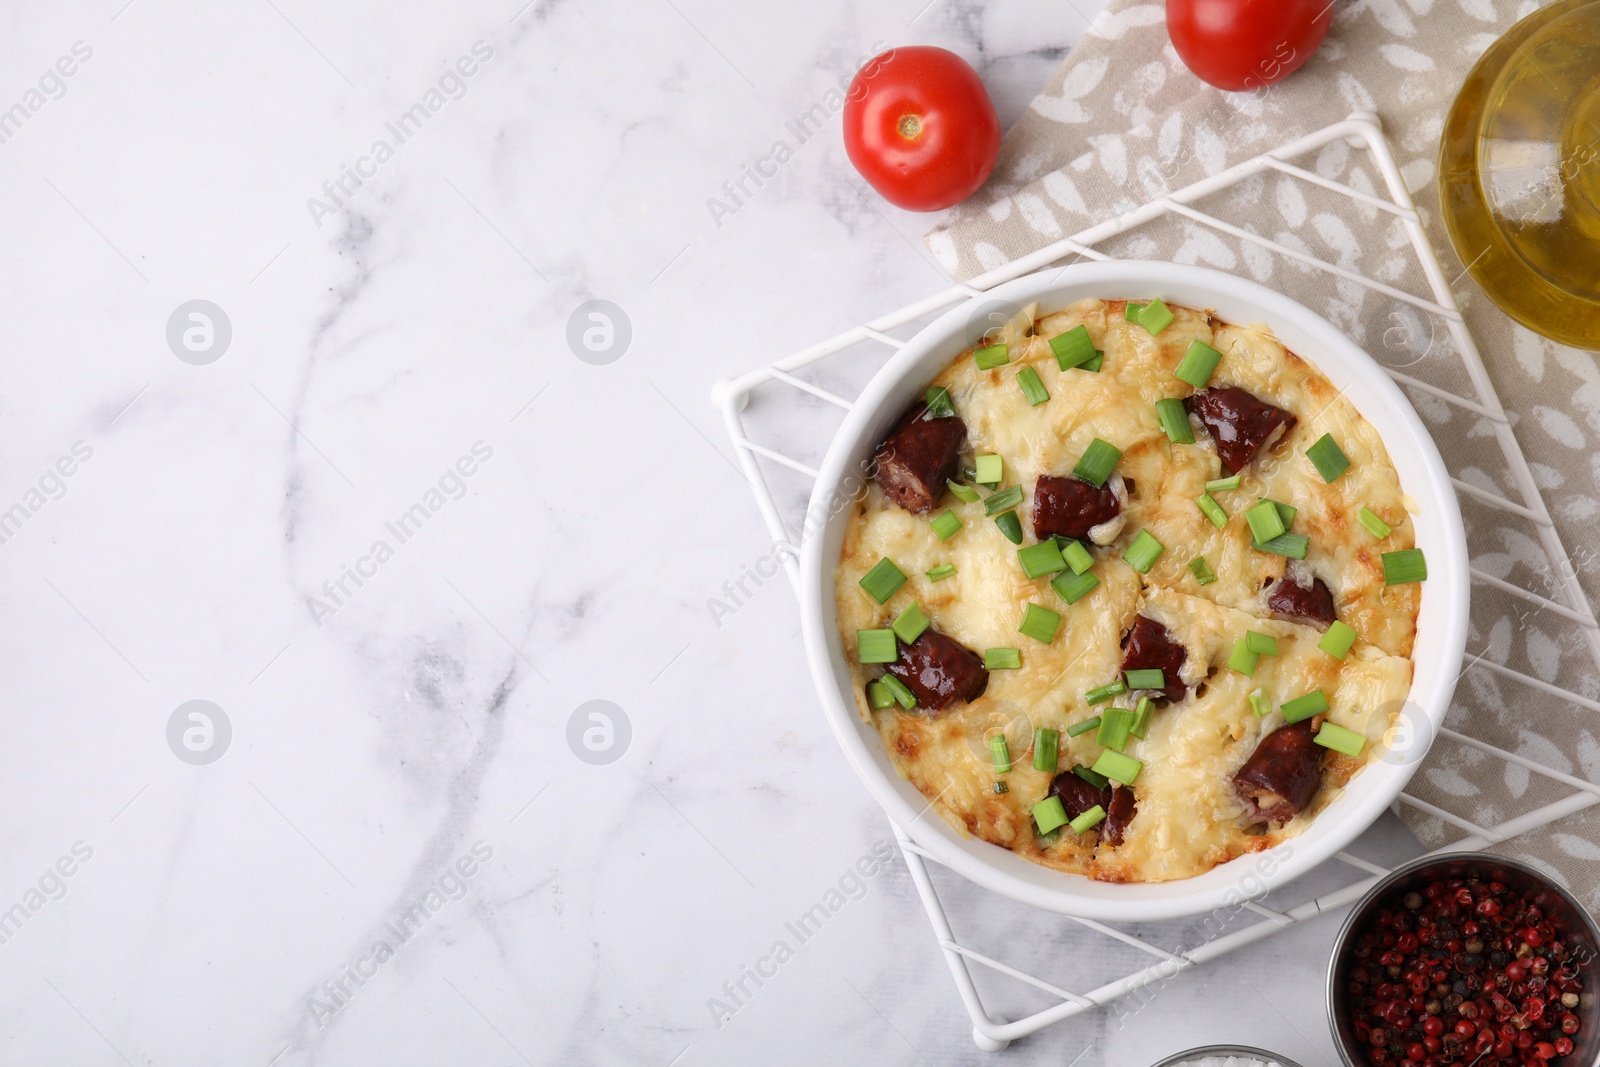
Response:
[[927, 0, 1600, 905]]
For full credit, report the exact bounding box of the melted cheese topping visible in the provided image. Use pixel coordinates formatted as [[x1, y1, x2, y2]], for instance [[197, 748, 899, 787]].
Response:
[[836, 299, 1419, 883]]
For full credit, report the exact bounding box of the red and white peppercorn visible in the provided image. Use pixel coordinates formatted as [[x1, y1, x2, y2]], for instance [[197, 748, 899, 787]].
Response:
[[1343, 876, 1588, 1065]]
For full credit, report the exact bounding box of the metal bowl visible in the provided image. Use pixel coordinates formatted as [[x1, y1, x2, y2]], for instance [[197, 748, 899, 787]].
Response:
[[1326, 852, 1600, 1066], [1151, 1046, 1305, 1066]]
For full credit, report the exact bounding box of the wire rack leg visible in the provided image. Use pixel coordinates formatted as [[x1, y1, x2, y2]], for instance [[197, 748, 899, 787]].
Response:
[[892, 823, 1013, 1051]]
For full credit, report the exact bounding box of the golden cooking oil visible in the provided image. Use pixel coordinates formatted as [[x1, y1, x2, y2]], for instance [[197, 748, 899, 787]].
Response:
[[1440, 0, 1600, 349]]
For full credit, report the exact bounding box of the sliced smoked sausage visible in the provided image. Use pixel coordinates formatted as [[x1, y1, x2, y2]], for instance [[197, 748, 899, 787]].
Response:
[[1185, 388, 1297, 474], [1266, 569, 1337, 628], [1032, 474, 1121, 542], [1233, 720, 1325, 823], [872, 402, 967, 515], [1102, 785, 1136, 847], [1120, 615, 1189, 704], [1050, 770, 1112, 822], [886, 629, 988, 711]]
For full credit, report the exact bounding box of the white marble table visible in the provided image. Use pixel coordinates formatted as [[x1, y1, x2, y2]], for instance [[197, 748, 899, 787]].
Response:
[[0, 1, 1424, 1063]]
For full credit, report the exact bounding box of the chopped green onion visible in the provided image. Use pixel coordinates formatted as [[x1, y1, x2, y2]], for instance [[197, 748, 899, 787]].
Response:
[[1085, 680, 1126, 705], [1245, 631, 1279, 656], [1062, 539, 1094, 575], [1174, 339, 1223, 388], [1034, 727, 1059, 773], [1070, 805, 1107, 834], [1189, 556, 1217, 585], [994, 511, 1024, 544], [1072, 438, 1122, 488], [1156, 397, 1196, 444], [974, 454, 1003, 485], [1124, 302, 1145, 322], [1019, 603, 1062, 644], [1096, 707, 1134, 750], [990, 734, 1012, 774], [1050, 568, 1100, 605], [1091, 749, 1143, 786], [1248, 687, 1270, 718], [975, 343, 1009, 369], [1138, 298, 1175, 336], [1124, 668, 1165, 690], [892, 602, 929, 645], [1382, 548, 1427, 585], [1016, 366, 1050, 406], [984, 484, 1024, 516], [1205, 474, 1242, 493], [984, 647, 1022, 670], [1080, 350, 1104, 372], [930, 509, 962, 542], [1123, 529, 1165, 573], [1196, 493, 1229, 529], [1131, 696, 1154, 739], [1050, 324, 1097, 370], [1074, 764, 1109, 789], [1262, 497, 1297, 528], [1254, 533, 1310, 559], [867, 678, 895, 709], [1227, 639, 1260, 677], [1067, 716, 1102, 738], [947, 480, 981, 503], [1036, 828, 1060, 847], [1033, 795, 1069, 834], [857, 629, 898, 664], [1319, 620, 1357, 660], [1358, 506, 1392, 539], [1306, 433, 1351, 483], [993, 780, 1009, 794], [926, 564, 957, 582], [924, 386, 955, 418], [1315, 721, 1366, 758], [1017, 540, 1067, 579], [859, 558, 906, 604], [1244, 501, 1287, 544], [1281, 689, 1330, 724], [880, 674, 917, 709]]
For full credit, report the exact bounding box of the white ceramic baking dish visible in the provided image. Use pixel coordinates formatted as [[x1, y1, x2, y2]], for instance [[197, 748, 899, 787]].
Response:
[[799, 261, 1469, 921]]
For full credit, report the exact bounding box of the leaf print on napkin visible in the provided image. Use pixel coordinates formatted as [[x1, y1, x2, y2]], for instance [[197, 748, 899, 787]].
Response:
[[1534, 406, 1587, 449], [1015, 193, 1061, 239], [1276, 177, 1309, 227], [1552, 833, 1600, 862], [1088, 3, 1165, 41], [1342, 0, 1418, 36], [1427, 765, 1482, 796], [1090, 134, 1127, 183], [1042, 170, 1087, 215], [1030, 55, 1110, 124], [1525, 625, 1563, 682], [1171, 223, 1237, 269], [1113, 60, 1169, 126], [1380, 43, 1436, 71]]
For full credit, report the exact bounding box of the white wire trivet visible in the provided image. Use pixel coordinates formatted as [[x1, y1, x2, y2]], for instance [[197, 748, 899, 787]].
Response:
[[710, 112, 1600, 1051]]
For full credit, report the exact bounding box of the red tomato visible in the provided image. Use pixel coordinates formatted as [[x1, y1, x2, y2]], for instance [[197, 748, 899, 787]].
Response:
[[843, 46, 1001, 212], [1166, 0, 1332, 92]]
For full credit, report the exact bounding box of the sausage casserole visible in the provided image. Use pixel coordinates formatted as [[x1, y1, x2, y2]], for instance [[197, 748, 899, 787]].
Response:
[[835, 297, 1426, 884]]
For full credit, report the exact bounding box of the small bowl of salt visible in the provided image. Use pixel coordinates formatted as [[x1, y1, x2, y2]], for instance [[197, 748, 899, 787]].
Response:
[[1151, 1047, 1304, 1067]]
